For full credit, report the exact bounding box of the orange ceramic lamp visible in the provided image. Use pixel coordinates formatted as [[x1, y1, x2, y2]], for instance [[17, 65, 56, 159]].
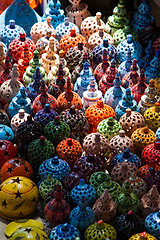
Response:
[[57, 77, 82, 112], [0, 158, 34, 182], [9, 33, 36, 63], [139, 164, 160, 179], [85, 100, 115, 133], [60, 28, 86, 54], [32, 80, 57, 114], [56, 138, 83, 169], [18, 43, 33, 81]]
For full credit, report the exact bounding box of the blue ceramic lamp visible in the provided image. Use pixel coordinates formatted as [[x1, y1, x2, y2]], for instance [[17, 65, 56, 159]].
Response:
[[0, 0, 41, 38], [8, 87, 32, 118], [42, 0, 65, 28], [74, 62, 96, 98], [131, 0, 155, 34], [117, 34, 143, 62], [56, 17, 79, 41], [0, 20, 25, 47]]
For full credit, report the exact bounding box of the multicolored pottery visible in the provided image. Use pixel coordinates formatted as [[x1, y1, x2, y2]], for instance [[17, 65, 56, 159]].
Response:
[[36, 30, 59, 58], [131, 0, 155, 34], [5, 219, 45, 239], [145, 50, 160, 84], [0, 56, 12, 87], [39, 175, 62, 200], [66, 43, 92, 72], [8, 226, 47, 240], [117, 48, 133, 79], [89, 171, 109, 191], [74, 154, 105, 182], [122, 59, 140, 89], [0, 109, 10, 126], [142, 141, 160, 166], [8, 33, 35, 63], [63, 166, 85, 192], [93, 48, 110, 81], [17, 43, 33, 81], [88, 27, 114, 50], [138, 41, 154, 70], [74, 62, 94, 98], [99, 60, 118, 95], [82, 78, 103, 110], [16, 116, 43, 149], [32, 80, 57, 114], [145, 167, 160, 193], [30, 16, 56, 44], [92, 38, 117, 66], [131, 69, 148, 103], [23, 50, 46, 87], [0, 64, 24, 104], [113, 23, 138, 47], [83, 132, 109, 158], [41, 36, 59, 75], [48, 62, 67, 99]]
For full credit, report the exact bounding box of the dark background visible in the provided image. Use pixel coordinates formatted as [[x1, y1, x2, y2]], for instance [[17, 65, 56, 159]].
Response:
[[35, 0, 160, 27]]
